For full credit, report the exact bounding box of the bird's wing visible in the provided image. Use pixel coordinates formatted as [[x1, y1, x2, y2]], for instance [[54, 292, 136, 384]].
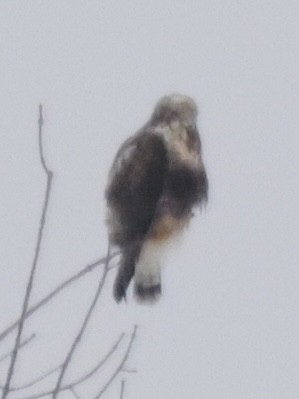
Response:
[[106, 129, 168, 245]]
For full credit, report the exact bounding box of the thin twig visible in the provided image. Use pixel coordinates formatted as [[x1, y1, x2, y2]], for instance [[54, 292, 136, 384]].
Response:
[[3, 333, 123, 393], [66, 332, 125, 390], [121, 368, 137, 374], [1, 105, 53, 399], [0, 334, 36, 363], [5, 331, 125, 399], [69, 388, 80, 399], [0, 366, 61, 392], [120, 380, 125, 399], [52, 245, 111, 399], [93, 325, 138, 399], [38, 105, 50, 174], [1, 105, 134, 399], [0, 253, 119, 343]]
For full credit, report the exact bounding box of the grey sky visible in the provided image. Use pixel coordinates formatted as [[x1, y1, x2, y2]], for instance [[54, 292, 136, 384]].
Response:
[[0, 1, 299, 398]]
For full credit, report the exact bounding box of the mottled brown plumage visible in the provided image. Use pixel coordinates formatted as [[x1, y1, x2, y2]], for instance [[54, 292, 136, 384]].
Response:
[[105, 94, 208, 303]]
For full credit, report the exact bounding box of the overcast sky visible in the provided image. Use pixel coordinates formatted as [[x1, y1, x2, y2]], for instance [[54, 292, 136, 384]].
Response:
[[0, 1, 299, 398]]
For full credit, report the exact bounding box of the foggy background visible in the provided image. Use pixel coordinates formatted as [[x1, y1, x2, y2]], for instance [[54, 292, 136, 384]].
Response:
[[0, 1, 299, 398]]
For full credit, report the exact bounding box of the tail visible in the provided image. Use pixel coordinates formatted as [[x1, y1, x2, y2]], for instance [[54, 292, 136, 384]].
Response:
[[134, 239, 162, 303], [113, 244, 140, 303]]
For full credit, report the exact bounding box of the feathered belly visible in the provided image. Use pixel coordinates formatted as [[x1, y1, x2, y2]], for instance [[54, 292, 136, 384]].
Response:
[[148, 209, 192, 242]]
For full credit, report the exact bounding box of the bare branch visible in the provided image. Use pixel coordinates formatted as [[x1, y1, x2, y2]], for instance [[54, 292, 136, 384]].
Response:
[[121, 368, 137, 374], [66, 332, 125, 390], [52, 245, 112, 398], [0, 366, 61, 393], [93, 325, 138, 399], [7, 331, 126, 399], [1, 105, 53, 399], [120, 380, 125, 399], [38, 104, 51, 174], [3, 332, 124, 394], [69, 388, 80, 399], [0, 253, 119, 343], [0, 334, 36, 363], [0, 105, 135, 399]]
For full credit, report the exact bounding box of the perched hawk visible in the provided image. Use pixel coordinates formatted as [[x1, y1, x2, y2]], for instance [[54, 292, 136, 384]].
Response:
[[105, 94, 208, 303]]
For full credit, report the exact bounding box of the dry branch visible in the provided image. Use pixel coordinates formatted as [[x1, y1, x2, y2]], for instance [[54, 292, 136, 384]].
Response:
[[52, 245, 112, 398], [0, 253, 119, 343], [93, 325, 137, 399], [0, 334, 36, 364], [64, 332, 125, 391], [120, 380, 125, 399], [70, 387, 81, 399], [0, 105, 136, 399], [5, 330, 134, 399], [0, 366, 61, 393], [1, 105, 53, 399]]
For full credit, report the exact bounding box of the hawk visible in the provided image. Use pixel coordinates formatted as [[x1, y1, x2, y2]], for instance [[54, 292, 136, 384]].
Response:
[[105, 94, 208, 303]]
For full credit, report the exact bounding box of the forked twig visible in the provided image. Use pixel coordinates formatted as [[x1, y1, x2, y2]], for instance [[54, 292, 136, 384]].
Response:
[[1, 105, 53, 399], [52, 245, 112, 398], [0, 105, 136, 399], [69, 388, 81, 399], [0, 366, 61, 393], [93, 325, 138, 399], [0, 334, 36, 364], [64, 332, 125, 390], [0, 254, 119, 343], [4, 331, 126, 399]]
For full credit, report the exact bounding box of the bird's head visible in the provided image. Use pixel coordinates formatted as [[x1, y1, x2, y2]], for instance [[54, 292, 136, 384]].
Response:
[[151, 94, 198, 128]]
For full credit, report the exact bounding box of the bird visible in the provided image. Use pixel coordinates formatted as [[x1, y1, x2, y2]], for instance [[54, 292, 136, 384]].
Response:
[[105, 94, 208, 304]]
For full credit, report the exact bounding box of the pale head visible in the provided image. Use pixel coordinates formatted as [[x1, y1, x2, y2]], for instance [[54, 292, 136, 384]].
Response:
[[151, 94, 198, 127]]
